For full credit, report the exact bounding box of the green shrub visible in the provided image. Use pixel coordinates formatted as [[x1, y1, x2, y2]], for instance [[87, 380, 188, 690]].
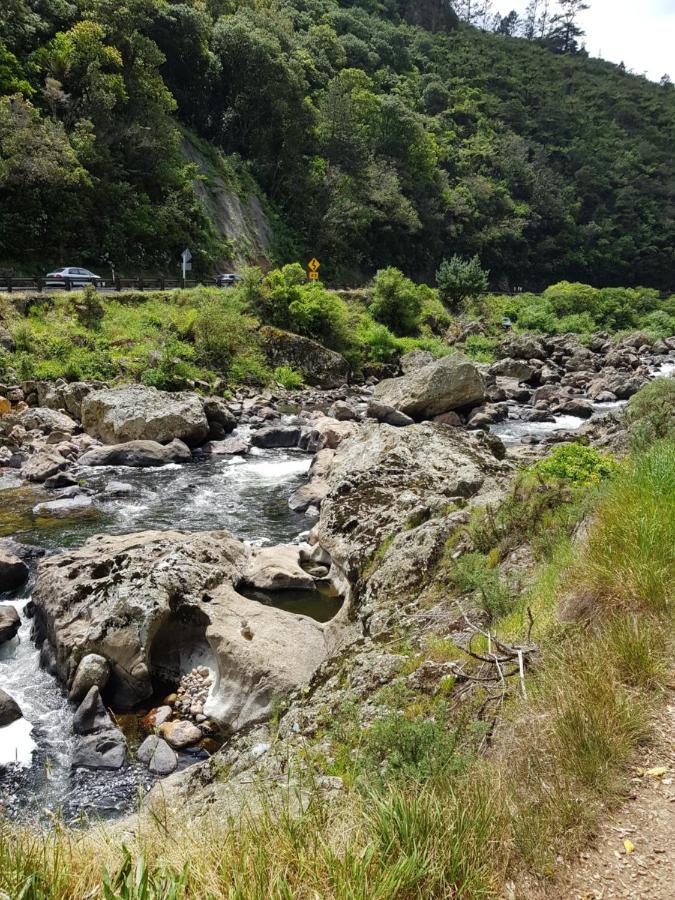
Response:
[[417, 284, 451, 334], [436, 255, 489, 311], [192, 296, 261, 373], [451, 552, 515, 621], [462, 333, 497, 362], [273, 365, 304, 390], [532, 444, 618, 487], [625, 378, 675, 450], [369, 267, 422, 336], [357, 318, 400, 362]]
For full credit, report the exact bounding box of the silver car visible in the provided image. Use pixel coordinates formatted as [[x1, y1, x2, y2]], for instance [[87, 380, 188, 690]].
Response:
[[45, 267, 103, 288]]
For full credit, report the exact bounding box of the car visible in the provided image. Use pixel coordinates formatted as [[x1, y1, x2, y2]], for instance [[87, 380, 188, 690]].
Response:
[[215, 273, 241, 288], [45, 267, 103, 288]]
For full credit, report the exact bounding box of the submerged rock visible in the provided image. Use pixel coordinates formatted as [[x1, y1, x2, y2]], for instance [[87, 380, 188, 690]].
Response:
[[81, 384, 209, 446], [78, 438, 191, 467], [372, 353, 485, 420], [32, 495, 94, 518]]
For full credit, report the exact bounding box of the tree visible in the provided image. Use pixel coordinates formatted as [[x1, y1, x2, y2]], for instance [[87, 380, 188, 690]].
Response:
[[370, 267, 422, 335], [546, 0, 590, 54], [436, 255, 489, 309]]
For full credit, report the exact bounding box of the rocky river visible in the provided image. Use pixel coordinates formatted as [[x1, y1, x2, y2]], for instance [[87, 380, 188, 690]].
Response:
[[1, 330, 673, 824]]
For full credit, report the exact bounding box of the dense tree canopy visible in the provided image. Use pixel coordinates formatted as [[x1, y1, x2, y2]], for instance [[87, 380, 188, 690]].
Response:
[[0, 0, 674, 289]]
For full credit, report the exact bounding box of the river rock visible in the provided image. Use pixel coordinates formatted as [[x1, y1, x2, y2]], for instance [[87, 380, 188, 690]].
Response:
[[69, 653, 110, 701], [205, 436, 250, 456], [32, 495, 94, 518], [202, 397, 237, 440], [260, 326, 350, 389], [558, 398, 595, 418], [141, 705, 173, 730], [0, 549, 29, 590], [72, 731, 127, 770], [300, 417, 359, 452], [19, 407, 79, 435], [158, 720, 203, 750], [0, 605, 20, 643], [288, 449, 335, 512], [72, 686, 113, 734], [81, 385, 209, 446], [317, 423, 505, 602], [250, 425, 301, 449], [498, 333, 546, 360], [32, 530, 329, 733], [137, 734, 177, 775], [328, 401, 357, 421], [399, 349, 434, 373], [78, 438, 191, 467], [0, 688, 22, 726], [244, 545, 315, 591], [366, 400, 414, 427], [489, 358, 535, 383], [372, 353, 485, 420], [23, 449, 68, 482]]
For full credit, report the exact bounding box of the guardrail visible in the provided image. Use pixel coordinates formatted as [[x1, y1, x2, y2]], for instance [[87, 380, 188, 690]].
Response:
[[0, 276, 209, 293]]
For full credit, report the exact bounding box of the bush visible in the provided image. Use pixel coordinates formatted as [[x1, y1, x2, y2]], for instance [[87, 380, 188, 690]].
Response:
[[625, 378, 675, 450], [462, 334, 497, 363], [357, 318, 400, 362], [532, 443, 617, 487], [273, 366, 304, 390], [451, 552, 515, 621], [417, 284, 451, 334], [369, 267, 422, 336], [192, 296, 264, 381], [436, 255, 489, 311]]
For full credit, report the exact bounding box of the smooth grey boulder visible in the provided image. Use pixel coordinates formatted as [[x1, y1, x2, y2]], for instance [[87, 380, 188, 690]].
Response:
[[372, 353, 485, 420], [81, 385, 209, 447], [71, 731, 127, 770], [0, 605, 20, 644], [328, 401, 357, 421], [251, 425, 301, 449], [366, 400, 414, 427], [558, 398, 595, 418], [79, 438, 191, 468], [0, 549, 29, 591], [489, 358, 535, 383], [299, 417, 359, 452], [72, 686, 113, 734], [69, 653, 110, 701], [205, 437, 250, 456], [137, 734, 177, 775], [0, 688, 22, 727]]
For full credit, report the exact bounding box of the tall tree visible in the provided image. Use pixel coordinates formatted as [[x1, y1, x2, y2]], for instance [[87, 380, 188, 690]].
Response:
[[547, 0, 590, 54]]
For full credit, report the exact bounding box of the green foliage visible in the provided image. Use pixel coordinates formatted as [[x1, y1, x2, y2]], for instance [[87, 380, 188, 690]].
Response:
[[103, 845, 188, 900], [436, 256, 489, 310], [272, 365, 304, 390], [369, 267, 422, 336], [192, 293, 267, 383], [462, 333, 497, 362], [451, 552, 515, 621], [532, 444, 618, 487], [625, 378, 675, 450]]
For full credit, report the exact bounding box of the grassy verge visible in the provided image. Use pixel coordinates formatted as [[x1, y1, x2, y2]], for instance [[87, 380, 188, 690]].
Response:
[[0, 439, 672, 898]]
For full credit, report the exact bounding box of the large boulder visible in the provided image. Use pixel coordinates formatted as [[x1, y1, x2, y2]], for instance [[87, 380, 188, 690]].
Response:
[[78, 438, 191, 468], [0, 605, 20, 644], [372, 353, 484, 420], [22, 449, 68, 482], [19, 407, 79, 435], [498, 333, 546, 361], [317, 423, 506, 606], [32, 530, 330, 733], [0, 688, 22, 727], [81, 385, 209, 446], [260, 326, 350, 389]]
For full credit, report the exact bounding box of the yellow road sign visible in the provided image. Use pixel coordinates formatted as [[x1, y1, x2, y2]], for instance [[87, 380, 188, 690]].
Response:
[[308, 271, 319, 281], [308, 257, 320, 272]]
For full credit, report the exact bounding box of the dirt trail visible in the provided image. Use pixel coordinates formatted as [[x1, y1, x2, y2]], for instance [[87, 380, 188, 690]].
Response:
[[525, 695, 675, 899]]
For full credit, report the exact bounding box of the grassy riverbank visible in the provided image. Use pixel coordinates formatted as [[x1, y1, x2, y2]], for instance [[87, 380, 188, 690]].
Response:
[[1, 272, 674, 392], [1, 385, 672, 898]]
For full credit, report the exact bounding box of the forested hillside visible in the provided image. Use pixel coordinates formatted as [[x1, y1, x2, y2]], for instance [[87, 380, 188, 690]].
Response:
[[1, 0, 674, 288]]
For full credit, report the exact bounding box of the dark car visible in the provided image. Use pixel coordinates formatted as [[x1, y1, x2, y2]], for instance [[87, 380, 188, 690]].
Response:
[[45, 267, 103, 288], [215, 273, 241, 288]]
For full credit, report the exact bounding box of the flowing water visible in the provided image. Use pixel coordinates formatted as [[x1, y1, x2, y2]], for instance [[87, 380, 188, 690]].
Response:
[[0, 442, 318, 822]]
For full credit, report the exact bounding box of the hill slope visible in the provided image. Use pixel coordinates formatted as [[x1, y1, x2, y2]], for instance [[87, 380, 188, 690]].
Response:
[[1, 1, 674, 287]]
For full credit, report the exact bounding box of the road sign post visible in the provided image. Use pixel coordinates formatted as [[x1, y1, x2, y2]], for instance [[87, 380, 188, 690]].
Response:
[[307, 257, 320, 281], [181, 248, 192, 287]]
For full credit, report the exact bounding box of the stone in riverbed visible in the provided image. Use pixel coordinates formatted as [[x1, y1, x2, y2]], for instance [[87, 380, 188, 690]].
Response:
[[19, 407, 79, 435], [372, 353, 485, 421], [71, 686, 127, 769], [69, 653, 110, 701], [72, 686, 113, 734], [23, 449, 68, 482], [78, 438, 191, 468], [32, 495, 94, 518], [140, 705, 172, 730], [159, 720, 203, 749], [366, 400, 414, 427], [244, 544, 316, 591], [81, 384, 209, 446], [0, 688, 22, 726], [0, 549, 29, 590], [0, 605, 21, 644], [250, 425, 301, 449], [137, 734, 177, 775]]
